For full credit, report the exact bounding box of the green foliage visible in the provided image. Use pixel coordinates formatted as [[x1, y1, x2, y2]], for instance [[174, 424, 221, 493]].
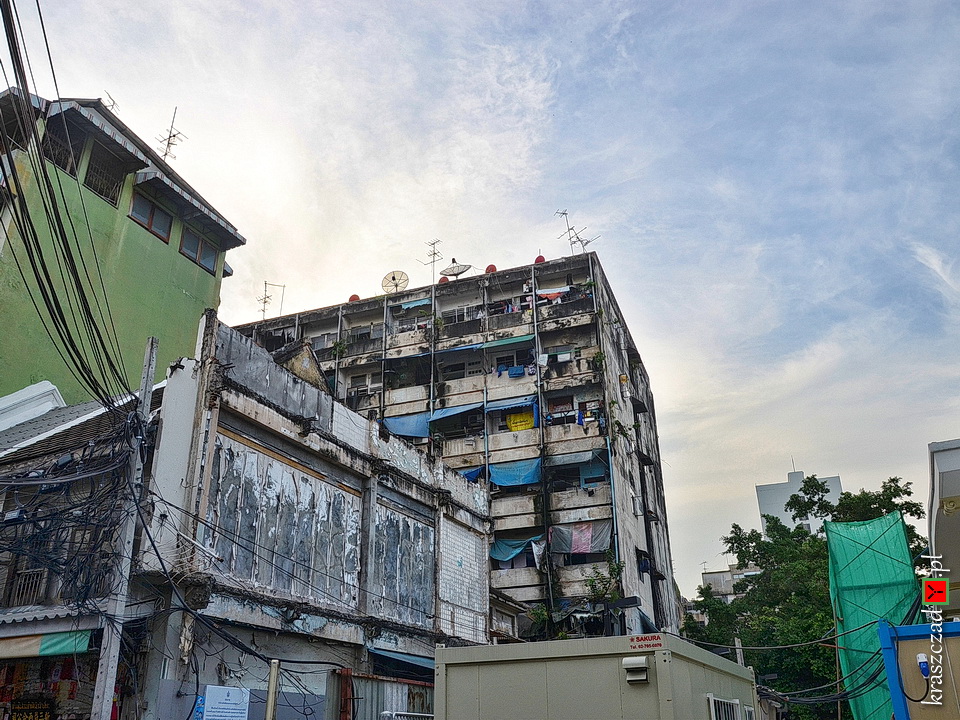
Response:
[[330, 339, 347, 358], [591, 351, 606, 371], [682, 476, 927, 720], [585, 549, 625, 603]]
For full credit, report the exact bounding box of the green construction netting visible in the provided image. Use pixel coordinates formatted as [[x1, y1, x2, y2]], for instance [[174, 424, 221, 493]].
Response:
[[825, 512, 918, 720]]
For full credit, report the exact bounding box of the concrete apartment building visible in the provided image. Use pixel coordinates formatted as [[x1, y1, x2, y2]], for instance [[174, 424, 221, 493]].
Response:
[[756, 469, 842, 534], [238, 252, 680, 634]]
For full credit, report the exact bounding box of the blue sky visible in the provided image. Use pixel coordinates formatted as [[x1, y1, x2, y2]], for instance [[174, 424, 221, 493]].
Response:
[[25, 0, 960, 595]]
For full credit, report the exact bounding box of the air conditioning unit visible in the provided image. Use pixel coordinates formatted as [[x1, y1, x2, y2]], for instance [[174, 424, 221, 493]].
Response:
[[368, 383, 383, 394]]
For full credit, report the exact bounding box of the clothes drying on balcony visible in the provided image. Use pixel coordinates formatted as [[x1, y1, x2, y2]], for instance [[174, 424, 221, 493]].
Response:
[[488, 457, 541, 486], [549, 519, 613, 554], [381, 412, 431, 438]]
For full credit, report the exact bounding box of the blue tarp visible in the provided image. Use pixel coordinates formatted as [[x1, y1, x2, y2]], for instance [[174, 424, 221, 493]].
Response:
[[430, 403, 483, 421], [490, 534, 544, 561], [489, 458, 542, 486], [368, 648, 435, 669], [382, 412, 431, 438], [397, 297, 432, 309], [458, 467, 484, 482], [485, 395, 537, 413]]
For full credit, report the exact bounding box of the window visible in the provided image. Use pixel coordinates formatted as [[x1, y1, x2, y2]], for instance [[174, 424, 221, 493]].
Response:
[[83, 140, 127, 204], [42, 116, 86, 176], [131, 193, 173, 241], [180, 227, 218, 272], [707, 695, 741, 720]]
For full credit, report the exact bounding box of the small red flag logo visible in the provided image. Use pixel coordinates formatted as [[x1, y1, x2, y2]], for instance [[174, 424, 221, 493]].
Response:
[[923, 578, 949, 605]]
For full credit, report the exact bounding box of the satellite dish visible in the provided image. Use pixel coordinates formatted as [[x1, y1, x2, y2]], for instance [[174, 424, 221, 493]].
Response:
[[382, 271, 409, 294], [440, 258, 472, 278]]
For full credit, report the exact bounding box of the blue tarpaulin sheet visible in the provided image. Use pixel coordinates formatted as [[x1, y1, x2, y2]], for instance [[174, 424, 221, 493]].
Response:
[[490, 534, 544, 561], [430, 403, 483, 421], [485, 395, 537, 413], [397, 297, 432, 309], [382, 412, 431, 438], [458, 467, 484, 482], [489, 458, 541, 486]]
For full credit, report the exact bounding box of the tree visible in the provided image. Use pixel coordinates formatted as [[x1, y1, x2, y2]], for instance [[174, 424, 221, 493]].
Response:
[[682, 476, 926, 720]]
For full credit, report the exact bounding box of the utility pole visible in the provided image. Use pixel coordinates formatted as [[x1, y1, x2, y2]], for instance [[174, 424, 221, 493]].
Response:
[[90, 338, 158, 720], [264, 659, 281, 720]]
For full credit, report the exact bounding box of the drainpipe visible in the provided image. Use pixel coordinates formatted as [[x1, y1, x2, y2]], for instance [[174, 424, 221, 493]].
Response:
[[380, 295, 388, 419], [334, 304, 344, 398], [531, 265, 555, 622], [605, 433, 621, 566]]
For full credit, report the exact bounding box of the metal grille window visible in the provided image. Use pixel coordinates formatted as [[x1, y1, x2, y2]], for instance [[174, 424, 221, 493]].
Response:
[[707, 694, 741, 720], [83, 140, 127, 205], [42, 117, 86, 176], [9, 567, 47, 606]]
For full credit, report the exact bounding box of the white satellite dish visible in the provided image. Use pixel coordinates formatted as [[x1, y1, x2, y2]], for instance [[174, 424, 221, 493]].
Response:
[[382, 271, 410, 294], [440, 258, 472, 278]]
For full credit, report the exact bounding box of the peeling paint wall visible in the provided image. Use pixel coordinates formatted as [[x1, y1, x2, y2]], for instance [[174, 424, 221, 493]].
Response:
[[368, 504, 435, 627], [204, 433, 362, 609]]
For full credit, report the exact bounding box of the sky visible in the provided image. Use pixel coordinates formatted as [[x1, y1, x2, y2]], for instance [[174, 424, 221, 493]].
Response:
[[19, 0, 960, 596]]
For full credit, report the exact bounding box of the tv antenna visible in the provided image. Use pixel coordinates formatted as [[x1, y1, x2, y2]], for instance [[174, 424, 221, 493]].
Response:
[[418, 238, 443, 285], [156, 107, 187, 161], [556, 209, 600, 255], [440, 258, 471, 278], [257, 281, 286, 320], [103, 92, 119, 113], [381, 271, 410, 294]]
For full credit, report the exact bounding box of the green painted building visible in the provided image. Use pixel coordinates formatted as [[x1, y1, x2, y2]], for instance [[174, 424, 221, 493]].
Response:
[[0, 89, 245, 404]]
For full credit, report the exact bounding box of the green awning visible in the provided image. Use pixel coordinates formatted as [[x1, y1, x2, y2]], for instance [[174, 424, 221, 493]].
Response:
[[0, 630, 91, 660], [483, 334, 534, 350]]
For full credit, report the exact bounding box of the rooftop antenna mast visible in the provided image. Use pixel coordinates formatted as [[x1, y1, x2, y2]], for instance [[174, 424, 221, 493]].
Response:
[[156, 107, 187, 161], [103, 92, 119, 113], [419, 238, 443, 285], [555, 209, 600, 255], [257, 281, 286, 321]]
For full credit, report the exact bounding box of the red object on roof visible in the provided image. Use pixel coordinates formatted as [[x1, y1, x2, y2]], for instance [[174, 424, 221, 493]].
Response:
[[485, 264, 497, 273], [348, 294, 360, 302], [438, 276, 450, 283], [534, 255, 546, 263]]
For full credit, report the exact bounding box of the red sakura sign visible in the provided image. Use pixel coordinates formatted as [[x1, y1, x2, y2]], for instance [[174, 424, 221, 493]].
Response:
[[628, 634, 664, 650]]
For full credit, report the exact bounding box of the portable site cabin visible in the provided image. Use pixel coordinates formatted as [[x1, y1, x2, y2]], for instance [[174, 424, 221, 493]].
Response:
[[434, 633, 758, 720]]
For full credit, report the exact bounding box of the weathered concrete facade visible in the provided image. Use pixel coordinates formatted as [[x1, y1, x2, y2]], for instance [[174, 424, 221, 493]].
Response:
[[137, 313, 490, 717], [238, 253, 681, 635]]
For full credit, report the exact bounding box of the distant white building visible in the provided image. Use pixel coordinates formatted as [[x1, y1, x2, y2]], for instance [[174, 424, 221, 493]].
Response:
[[756, 470, 842, 534]]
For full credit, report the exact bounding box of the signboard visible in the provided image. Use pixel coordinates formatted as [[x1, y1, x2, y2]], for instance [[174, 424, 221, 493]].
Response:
[[628, 633, 664, 651], [11, 698, 54, 720], [203, 685, 250, 720]]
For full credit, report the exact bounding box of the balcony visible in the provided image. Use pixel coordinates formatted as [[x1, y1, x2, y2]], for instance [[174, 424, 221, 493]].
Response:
[[537, 296, 594, 322], [385, 329, 430, 356], [437, 436, 485, 466], [435, 376, 485, 407], [487, 309, 534, 332], [544, 422, 605, 455], [486, 372, 537, 401], [490, 568, 545, 603], [440, 318, 482, 339], [342, 337, 383, 358], [385, 384, 429, 406]]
